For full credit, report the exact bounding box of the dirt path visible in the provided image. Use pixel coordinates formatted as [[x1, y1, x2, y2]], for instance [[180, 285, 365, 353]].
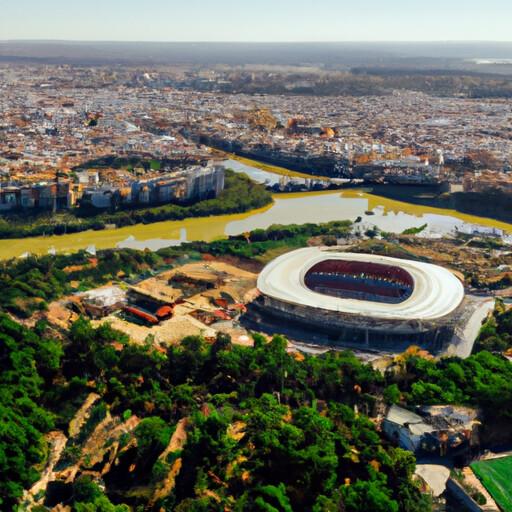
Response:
[[68, 393, 100, 438], [149, 418, 189, 506], [462, 466, 500, 511], [22, 431, 68, 508]]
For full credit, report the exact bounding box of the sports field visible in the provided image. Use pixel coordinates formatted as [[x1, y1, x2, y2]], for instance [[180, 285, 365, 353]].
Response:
[[471, 456, 512, 511]]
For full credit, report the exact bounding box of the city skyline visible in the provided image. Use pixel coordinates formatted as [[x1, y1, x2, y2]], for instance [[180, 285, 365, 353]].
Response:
[[1, 0, 511, 43]]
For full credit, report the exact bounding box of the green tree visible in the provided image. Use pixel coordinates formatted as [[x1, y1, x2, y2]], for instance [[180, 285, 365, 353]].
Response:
[[341, 480, 399, 512], [383, 384, 401, 404]]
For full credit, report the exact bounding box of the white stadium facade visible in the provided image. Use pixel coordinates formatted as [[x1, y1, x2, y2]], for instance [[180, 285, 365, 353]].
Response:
[[253, 247, 467, 352]]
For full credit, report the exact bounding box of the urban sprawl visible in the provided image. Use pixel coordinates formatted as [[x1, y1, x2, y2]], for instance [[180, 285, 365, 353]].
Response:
[[1, 65, 512, 212]]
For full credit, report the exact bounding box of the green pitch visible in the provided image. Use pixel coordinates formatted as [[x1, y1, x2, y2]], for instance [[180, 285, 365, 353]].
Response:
[[471, 456, 512, 511]]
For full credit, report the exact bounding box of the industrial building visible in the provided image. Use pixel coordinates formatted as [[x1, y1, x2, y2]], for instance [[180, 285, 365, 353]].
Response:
[[253, 248, 466, 352], [382, 404, 480, 457]]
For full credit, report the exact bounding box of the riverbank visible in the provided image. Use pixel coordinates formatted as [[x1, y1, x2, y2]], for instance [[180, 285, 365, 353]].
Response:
[[364, 184, 512, 225], [223, 152, 331, 180], [228, 153, 512, 225], [0, 171, 272, 239], [1, 188, 512, 261], [341, 189, 512, 234], [0, 203, 275, 260]]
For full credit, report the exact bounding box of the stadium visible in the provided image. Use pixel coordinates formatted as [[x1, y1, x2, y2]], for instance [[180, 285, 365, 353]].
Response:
[[253, 247, 466, 351]]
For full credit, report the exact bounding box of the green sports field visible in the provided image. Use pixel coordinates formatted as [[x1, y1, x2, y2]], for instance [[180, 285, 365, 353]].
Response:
[[471, 456, 512, 511]]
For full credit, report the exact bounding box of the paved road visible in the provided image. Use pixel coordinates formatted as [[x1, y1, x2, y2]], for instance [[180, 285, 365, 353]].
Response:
[[447, 296, 495, 358]]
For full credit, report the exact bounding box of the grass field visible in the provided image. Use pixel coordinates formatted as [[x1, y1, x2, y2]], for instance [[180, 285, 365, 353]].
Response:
[[471, 456, 512, 511]]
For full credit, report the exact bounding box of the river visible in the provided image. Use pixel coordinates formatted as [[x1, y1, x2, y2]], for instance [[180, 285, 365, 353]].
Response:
[[0, 160, 511, 261]]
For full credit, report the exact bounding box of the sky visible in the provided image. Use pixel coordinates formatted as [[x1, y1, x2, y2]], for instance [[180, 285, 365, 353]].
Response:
[[0, 0, 511, 42]]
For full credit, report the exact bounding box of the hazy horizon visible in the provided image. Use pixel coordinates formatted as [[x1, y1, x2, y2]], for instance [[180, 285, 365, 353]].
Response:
[[2, 39, 512, 43], [1, 40, 512, 70]]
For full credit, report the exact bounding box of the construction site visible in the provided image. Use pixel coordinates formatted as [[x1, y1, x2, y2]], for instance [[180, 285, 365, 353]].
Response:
[[58, 259, 259, 346]]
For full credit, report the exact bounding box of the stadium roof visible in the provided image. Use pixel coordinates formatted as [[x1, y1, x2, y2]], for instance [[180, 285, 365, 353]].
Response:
[[257, 248, 464, 321]]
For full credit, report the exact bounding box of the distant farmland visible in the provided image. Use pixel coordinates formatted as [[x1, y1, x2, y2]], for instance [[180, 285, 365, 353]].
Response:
[[471, 456, 512, 511]]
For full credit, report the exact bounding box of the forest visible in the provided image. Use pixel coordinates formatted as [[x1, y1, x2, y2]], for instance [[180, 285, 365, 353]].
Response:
[[2, 310, 512, 510], [474, 299, 512, 352]]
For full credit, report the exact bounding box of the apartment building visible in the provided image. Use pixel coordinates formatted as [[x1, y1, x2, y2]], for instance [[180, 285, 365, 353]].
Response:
[[0, 180, 74, 212], [81, 164, 225, 210]]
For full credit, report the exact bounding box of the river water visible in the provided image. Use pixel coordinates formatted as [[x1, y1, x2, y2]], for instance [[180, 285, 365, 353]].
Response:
[[0, 161, 511, 260]]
